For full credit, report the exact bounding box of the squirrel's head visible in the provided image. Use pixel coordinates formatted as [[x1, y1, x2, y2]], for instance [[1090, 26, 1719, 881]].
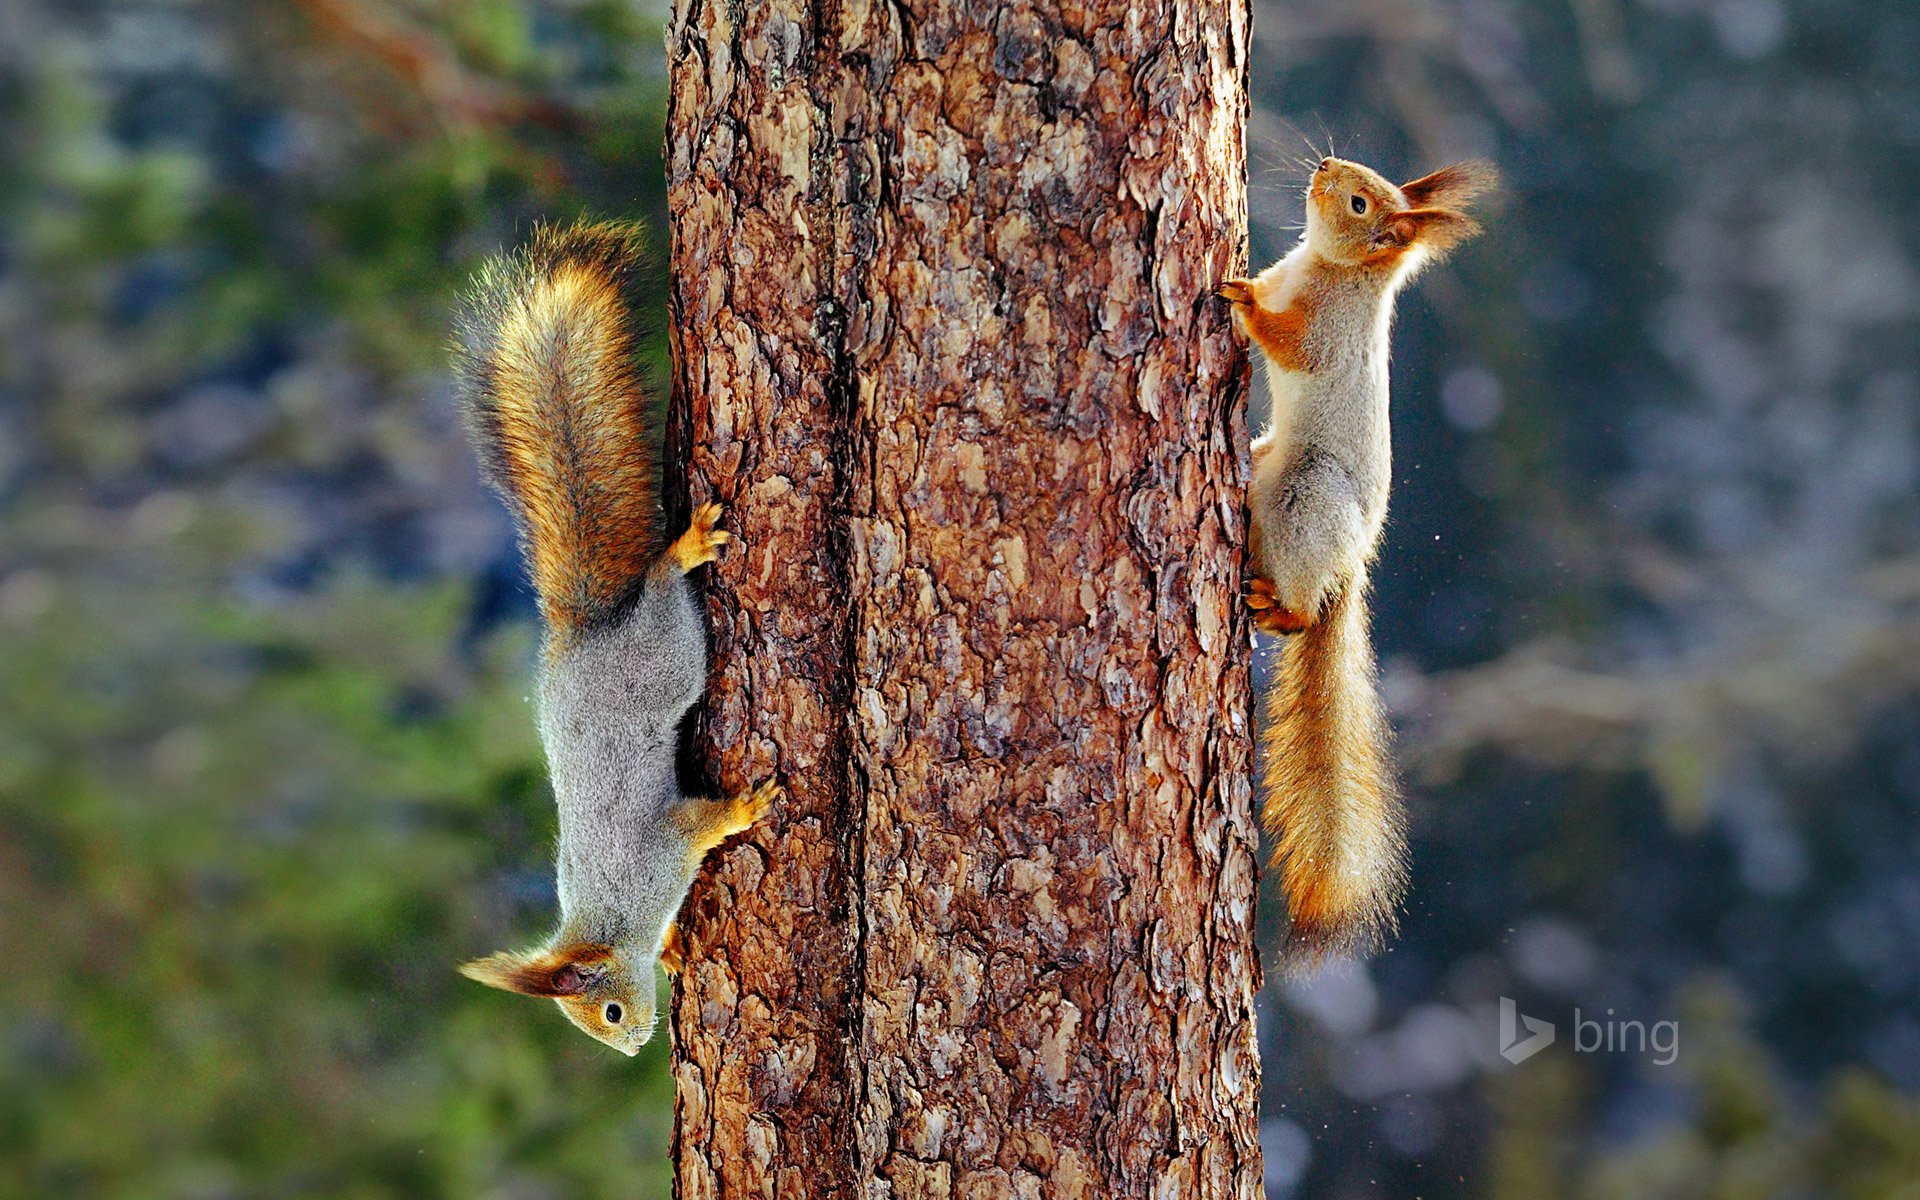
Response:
[[459, 939, 657, 1056], [1304, 157, 1496, 267]]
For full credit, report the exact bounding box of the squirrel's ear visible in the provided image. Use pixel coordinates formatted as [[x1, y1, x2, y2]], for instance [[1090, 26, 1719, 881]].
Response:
[[1373, 208, 1482, 256], [459, 944, 613, 997], [1399, 159, 1498, 210]]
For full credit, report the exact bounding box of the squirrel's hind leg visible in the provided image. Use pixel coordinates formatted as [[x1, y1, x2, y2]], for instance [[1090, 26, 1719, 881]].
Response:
[[606, 505, 734, 715], [1253, 453, 1370, 624], [665, 502, 730, 573], [610, 568, 708, 715]]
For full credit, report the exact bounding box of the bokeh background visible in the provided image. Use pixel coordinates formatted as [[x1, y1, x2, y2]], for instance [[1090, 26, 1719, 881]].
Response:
[[3, 1, 1916, 1197]]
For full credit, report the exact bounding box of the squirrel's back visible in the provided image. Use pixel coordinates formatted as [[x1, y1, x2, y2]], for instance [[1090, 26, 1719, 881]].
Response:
[[455, 221, 660, 642]]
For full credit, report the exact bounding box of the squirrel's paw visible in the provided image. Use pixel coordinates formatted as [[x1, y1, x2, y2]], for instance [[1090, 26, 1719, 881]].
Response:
[[659, 924, 686, 975], [682, 780, 781, 854], [1216, 277, 1255, 308], [669, 501, 732, 572], [731, 780, 781, 832], [1247, 577, 1309, 636]]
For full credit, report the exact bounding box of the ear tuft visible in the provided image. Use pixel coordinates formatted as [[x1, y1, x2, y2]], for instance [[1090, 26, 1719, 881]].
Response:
[[1399, 159, 1499, 211], [458, 950, 548, 995], [458, 943, 613, 997]]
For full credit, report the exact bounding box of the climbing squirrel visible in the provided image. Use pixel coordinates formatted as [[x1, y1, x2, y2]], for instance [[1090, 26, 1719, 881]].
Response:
[[1218, 155, 1494, 962], [451, 220, 776, 1055]]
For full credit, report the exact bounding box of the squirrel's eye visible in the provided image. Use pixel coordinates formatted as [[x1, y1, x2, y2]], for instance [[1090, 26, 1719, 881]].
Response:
[[1350, 194, 1369, 215], [604, 1002, 623, 1024]]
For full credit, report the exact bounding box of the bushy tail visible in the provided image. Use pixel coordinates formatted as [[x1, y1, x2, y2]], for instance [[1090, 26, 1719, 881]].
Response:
[[1262, 578, 1408, 963], [454, 221, 659, 642]]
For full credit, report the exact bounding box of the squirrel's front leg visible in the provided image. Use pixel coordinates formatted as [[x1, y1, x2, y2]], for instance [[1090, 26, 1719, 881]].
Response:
[[614, 504, 731, 714], [659, 781, 778, 977], [673, 780, 781, 856], [1219, 276, 1313, 373]]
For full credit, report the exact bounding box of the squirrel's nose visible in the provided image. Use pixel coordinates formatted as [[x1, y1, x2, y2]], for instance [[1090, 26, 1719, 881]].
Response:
[[1319, 158, 1333, 170]]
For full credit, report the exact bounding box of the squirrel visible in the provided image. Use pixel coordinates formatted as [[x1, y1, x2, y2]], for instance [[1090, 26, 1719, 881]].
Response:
[[450, 220, 777, 1055], [1218, 155, 1494, 963]]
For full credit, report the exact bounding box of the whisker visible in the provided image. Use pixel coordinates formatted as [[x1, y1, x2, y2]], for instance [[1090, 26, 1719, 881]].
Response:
[[1278, 118, 1322, 162]]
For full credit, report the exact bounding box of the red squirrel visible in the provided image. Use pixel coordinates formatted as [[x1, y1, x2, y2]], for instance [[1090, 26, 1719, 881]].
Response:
[[452, 222, 777, 1053], [1219, 156, 1495, 962]]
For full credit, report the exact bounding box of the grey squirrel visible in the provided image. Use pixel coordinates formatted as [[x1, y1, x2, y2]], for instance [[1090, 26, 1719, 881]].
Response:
[[452, 220, 776, 1055], [1218, 156, 1494, 962]]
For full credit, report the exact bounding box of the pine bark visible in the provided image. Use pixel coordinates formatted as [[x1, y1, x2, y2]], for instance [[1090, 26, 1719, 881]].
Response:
[[664, 2, 1258, 1197]]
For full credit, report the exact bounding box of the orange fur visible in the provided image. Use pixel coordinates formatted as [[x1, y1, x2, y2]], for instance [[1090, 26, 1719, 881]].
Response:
[[1245, 302, 1315, 372], [1372, 208, 1482, 262], [1219, 275, 1324, 373], [659, 924, 686, 975], [1246, 576, 1308, 635], [1399, 159, 1499, 210], [666, 501, 731, 574], [1228, 156, 1493, 962], [674, 781, 780, 856], [1291, 156, 1495, 272], [1262, 583, 1408, 961], [455, 221, 660, 644], [458, 941, 615, 996]]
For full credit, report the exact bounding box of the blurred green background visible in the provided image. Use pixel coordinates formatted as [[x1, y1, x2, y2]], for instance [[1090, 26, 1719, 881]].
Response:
[[0, 2, 680, 1197], [2, 1, 1917, 1198]]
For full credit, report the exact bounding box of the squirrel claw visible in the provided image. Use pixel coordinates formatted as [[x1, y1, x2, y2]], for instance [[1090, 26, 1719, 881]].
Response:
[[1253, 608, 1309, 636], [739, 780, 781, 827], [1216, 277, 1254, 307], [1246, 577, 1309, 635], [669, 501, 730, 572]]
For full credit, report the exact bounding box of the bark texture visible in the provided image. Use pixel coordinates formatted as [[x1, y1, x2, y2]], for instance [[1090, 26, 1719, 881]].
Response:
[[665, 1, 1257, 1197]]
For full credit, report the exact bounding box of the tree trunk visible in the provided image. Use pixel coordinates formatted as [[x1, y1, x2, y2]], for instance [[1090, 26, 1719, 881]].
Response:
[[664, 1, 1257, 1197]]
